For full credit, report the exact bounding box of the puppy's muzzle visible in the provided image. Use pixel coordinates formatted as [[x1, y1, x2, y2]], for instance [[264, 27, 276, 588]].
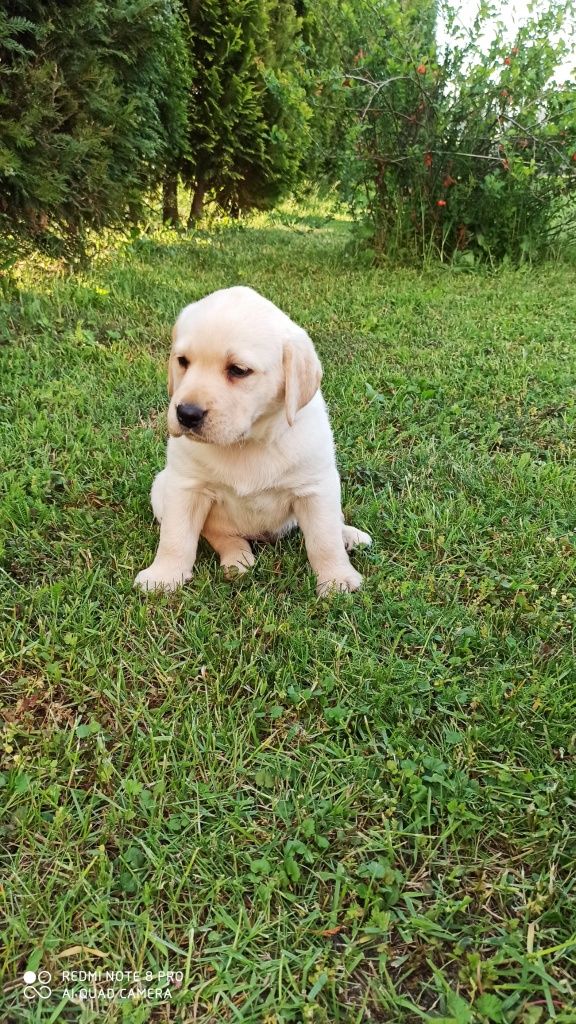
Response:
[[176, 403, 207, 431]]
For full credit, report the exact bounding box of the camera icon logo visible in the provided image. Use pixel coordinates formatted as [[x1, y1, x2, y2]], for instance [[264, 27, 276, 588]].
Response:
[[23, 970, 52, 1000]]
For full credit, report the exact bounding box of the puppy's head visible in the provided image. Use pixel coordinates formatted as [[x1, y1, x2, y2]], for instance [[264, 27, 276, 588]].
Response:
[[167, 286, 322, 445]]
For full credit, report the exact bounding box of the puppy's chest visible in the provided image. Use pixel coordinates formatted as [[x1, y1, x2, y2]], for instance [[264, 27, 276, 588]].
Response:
[[210, 480, 291, 517], [200, 447, 295, 500], [175, 439, 303, 529], [203, 458, 295, 532]]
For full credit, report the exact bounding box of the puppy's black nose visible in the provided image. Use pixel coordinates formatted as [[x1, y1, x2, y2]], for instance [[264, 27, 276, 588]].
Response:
[[176, 403, 207, 429]]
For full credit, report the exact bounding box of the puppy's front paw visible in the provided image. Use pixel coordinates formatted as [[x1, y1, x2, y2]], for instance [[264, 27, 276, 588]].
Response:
[[134, 563, 191, 592], [317, 566, 363, 596]]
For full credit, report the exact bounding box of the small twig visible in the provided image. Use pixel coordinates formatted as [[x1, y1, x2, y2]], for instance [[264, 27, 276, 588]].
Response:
[[339, 71, 414, 122]]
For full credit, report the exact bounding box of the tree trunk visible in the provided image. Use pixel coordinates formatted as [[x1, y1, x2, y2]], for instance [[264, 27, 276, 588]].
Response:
[[162, 173, 179, 226], [188, 181, 206, 226]]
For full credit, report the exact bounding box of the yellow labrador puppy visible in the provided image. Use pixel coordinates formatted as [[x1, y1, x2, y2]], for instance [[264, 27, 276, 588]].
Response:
[[135, 286, 371, 595]]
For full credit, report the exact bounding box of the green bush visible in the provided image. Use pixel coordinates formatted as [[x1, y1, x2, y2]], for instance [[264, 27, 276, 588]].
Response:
[[0, 1, 190, 264], [339, 0, 576, 263]]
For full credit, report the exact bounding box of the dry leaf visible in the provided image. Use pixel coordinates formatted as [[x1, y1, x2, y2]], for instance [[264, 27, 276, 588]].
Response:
[[57, 946, 108, 959]]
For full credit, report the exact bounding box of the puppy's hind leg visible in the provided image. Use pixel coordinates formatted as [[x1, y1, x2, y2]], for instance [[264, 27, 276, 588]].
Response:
[[150, 469, 167, 523], [342, 524, 372, 551], [202, 508, 255, 579], [203, 529, 255, 579]]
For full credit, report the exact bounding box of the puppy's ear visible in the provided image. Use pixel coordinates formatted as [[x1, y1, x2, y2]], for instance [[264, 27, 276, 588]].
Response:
[[283, 327, 323, 427], [168, 324, 177, 397]]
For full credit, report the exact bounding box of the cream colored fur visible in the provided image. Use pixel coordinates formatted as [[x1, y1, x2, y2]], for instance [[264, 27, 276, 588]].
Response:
[[135, 286, 371, 595]]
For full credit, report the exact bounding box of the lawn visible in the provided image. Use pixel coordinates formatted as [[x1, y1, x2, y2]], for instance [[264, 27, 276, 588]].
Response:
[[1, 208, 576, 1024]]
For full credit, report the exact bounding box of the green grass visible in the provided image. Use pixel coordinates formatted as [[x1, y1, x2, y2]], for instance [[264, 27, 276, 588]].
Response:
[[1, 208, 576, 1024]]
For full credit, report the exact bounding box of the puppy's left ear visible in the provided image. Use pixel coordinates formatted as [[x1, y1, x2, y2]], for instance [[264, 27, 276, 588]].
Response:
[[283, 327, 323, 427], [168, 324, 177, 397]]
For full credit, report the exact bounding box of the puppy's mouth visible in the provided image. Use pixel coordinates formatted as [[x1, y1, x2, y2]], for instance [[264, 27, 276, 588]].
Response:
[[182, 428, 208, 443], [185, 429, 248, 446], [170, 422, 249, 447], [168, 422, 208, 442]]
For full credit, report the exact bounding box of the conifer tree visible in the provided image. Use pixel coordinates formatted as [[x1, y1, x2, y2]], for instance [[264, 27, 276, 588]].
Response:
[[0, 1, 190, 257], [175, 0, 310, 223]]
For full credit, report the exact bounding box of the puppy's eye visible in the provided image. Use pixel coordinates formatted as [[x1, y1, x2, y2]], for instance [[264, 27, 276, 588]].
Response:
[[177, 355, 189, 369], [228, 364, 253, 379]]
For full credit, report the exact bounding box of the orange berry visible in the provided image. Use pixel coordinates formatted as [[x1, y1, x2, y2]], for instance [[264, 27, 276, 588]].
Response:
[[416, 64, 427, 75]]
